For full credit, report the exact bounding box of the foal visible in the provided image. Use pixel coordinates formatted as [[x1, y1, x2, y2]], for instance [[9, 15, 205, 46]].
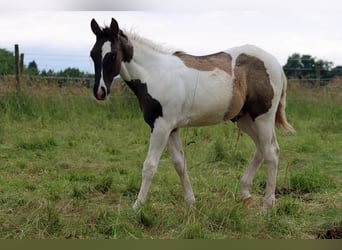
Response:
[[90, 18, 294, 211]]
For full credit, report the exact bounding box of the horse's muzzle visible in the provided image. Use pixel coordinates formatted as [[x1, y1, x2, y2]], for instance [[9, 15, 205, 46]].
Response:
[[96, 86, 107, 100]]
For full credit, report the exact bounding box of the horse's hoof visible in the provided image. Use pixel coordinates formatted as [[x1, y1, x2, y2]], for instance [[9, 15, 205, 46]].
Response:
[[185, 195, 196, 207], [242, 197, 252, 207], [132, 200, 141, 212]]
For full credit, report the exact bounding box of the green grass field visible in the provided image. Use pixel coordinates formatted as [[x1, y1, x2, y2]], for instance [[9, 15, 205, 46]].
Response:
[[0, 84, 341, 239]]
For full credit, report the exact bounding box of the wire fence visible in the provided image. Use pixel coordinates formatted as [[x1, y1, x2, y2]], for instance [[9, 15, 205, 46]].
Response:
[[1, 75, 341, 98], [0, 74, 94, 88], [1, 50, 342, 93], [0, 74, 133, 98]]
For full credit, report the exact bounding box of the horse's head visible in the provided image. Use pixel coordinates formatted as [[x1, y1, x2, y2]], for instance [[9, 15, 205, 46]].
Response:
[[90, 18, 133, 100]]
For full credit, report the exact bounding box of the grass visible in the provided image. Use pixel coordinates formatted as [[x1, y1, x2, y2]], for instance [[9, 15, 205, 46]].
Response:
[[0, 83, 341, 239]]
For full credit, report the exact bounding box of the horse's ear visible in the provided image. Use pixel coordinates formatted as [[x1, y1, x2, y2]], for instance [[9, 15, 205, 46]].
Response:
[[91, 19, 102, 36], [110, 18, 119, 36]]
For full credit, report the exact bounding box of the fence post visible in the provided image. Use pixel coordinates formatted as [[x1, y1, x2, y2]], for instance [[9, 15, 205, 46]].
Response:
[[20, 53, 24, 77], [14, 44, 21, 93], [315, 65, 321, 88]]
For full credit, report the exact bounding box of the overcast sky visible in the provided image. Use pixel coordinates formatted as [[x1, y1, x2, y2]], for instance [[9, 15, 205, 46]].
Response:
[[0, 0, 341, 73]]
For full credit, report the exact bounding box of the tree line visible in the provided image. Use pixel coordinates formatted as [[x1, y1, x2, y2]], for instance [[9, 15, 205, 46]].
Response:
[[1, 48, 342, 85], [283, 53, 342, 82], [0, 48, 93, 79]]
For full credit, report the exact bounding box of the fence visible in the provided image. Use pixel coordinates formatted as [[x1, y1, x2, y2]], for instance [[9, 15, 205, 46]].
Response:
[[0, 74, 133, 98], [1, 72, 340, 95], [26, 75, 93, 88], [1, 44, 341, 94]]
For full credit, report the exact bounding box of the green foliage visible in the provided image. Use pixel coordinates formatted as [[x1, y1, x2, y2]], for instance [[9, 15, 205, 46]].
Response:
[[290, 168, 334, 193], [39, 67, 94, 78], [330, 65, 342, 77], [283, 53, 334, 81], [210, 138, 229, 162], [58, 67, 83, 77], [27, 60, 39, 75], [95, 176, 113, 194], [17, 136, 58, 151], [0, 48, 15, 75]]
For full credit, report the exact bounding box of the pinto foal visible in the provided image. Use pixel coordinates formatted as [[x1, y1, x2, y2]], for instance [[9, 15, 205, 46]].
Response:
[[90, 18, 294, 211]]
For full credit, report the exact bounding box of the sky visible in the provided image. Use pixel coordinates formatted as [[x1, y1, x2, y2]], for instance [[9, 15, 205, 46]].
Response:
[[0, 0, 341, 73]]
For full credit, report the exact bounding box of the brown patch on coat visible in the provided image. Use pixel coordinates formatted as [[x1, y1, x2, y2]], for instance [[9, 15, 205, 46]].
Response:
[[174, 51, 232, 75], [226, 53, 274, 121], [224, 65, 247, 120]]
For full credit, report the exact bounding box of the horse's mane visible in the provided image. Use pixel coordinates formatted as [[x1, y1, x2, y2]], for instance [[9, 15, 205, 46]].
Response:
[[122, 29, 174, 55], [99, 24, 175, 55]]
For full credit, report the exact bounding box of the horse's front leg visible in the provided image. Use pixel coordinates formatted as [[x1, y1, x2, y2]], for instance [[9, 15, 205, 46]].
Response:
[[133, 119, 171, 211]]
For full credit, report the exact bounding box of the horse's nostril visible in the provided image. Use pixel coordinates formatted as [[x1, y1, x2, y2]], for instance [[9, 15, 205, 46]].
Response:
[[101, 86, 107, 98], [96, 92, 102, 100], [96, 87, 107, 100]]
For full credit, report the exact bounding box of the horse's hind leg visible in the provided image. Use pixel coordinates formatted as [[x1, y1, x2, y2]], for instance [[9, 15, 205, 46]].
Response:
[[167, 129, 195, 206], [237, 115, 264, 204], [239, 113, 280, 210], [257, 123, 279, 211]]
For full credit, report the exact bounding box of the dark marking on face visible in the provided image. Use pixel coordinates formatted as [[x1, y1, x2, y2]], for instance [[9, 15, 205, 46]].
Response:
[[226, 53, 274, 121], [173, 51, 232, 75], [125, 79, 163, 131], [90, 18, 133, 100]]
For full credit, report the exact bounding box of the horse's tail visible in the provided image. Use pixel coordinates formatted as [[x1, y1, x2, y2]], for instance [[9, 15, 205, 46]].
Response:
[[275, 70, 295, 133]]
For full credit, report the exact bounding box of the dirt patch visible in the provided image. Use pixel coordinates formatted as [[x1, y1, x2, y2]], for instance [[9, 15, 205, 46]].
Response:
[[275, 187, 308, 196], [275, 187, 313, 201], [276, 187, 297, 196], [319, 226, 342, 239]]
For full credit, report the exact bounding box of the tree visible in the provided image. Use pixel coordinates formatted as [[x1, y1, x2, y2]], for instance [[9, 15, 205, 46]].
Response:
[[0, 48, 15, 75], [283, 53, 302, 78], [58, 67, 83, 78], [329, 66, 342, 78], [27, 60, 39, 75], [283, 53, 333, 81], [315, 59, 333, 80], [283, 53, 316, 79], [56, 67, 84, 87], [40, 69, 55, 76]]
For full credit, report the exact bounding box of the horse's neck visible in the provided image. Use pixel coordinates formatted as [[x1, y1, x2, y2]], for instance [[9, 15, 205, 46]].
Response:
[[120, 40, 171, 82]]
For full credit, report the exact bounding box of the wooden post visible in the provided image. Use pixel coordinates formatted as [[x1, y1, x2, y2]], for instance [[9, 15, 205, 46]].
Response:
[[315, 65, 321, 88], [20, 53, 25, 90], [14, 44, 20, 93], [20, 53, 24, 77]]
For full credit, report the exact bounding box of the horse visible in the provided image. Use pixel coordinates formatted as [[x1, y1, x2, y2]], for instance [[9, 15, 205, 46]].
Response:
[[90, 18, 295, 211]]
